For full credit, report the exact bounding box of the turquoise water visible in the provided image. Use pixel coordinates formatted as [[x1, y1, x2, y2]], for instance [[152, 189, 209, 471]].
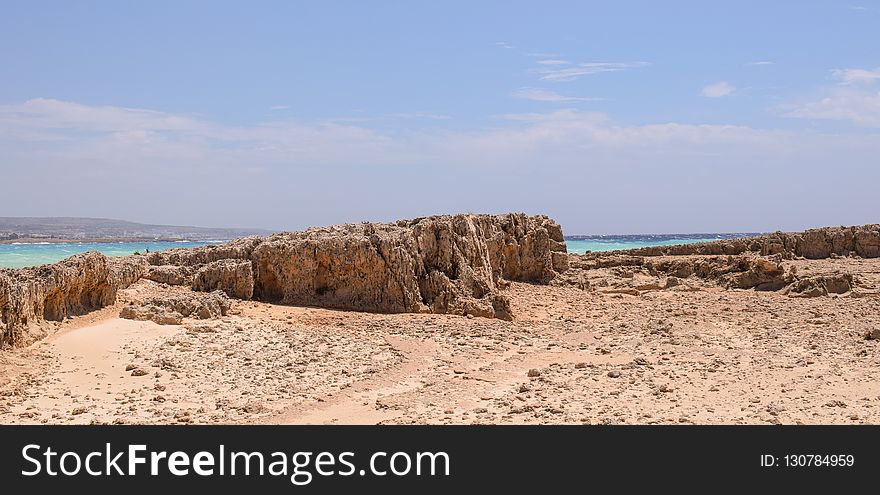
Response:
[[564, 233, 757, 255], [0, 241, 219, 269], [0, 234, 760, 269]]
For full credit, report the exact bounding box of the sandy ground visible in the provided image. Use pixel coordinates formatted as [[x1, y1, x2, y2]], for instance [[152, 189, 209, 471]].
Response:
[[2, 256, 879, 425]]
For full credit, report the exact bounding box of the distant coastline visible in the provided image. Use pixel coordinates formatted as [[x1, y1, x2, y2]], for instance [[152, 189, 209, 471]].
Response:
[[564, 232, 762, 240], [0, 237, 230, 245]]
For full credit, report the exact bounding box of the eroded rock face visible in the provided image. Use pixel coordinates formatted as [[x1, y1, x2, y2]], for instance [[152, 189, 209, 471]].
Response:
[[119, 290, 231, 325], [1, 213, 567, 346], [143, 265, 193, 286], [0, 252, 144, 347], [248, 213, 565, 319], [193, 260, 254, 299], [137, 213, 566, 320]]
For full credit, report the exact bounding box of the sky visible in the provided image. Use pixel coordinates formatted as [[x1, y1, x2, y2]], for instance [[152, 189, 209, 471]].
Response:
[[1, 1, 879, 234]]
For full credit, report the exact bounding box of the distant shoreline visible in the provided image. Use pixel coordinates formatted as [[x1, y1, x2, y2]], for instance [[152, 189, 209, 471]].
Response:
[[0, 237, 229, 245]]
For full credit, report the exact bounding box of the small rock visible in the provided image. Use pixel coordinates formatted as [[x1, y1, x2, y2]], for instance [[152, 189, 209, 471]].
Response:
[[607, 370, 621, 378], [130, 368, 148, 377], [574, 362, 588, 369], [866, 329, 880, 340], [124, 364, 137, 371], [527, 369, 541, 377], [70, 407, 88, 416]]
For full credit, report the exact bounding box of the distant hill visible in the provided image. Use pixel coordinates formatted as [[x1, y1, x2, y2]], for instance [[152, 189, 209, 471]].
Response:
[[0, 217, 274, 242]]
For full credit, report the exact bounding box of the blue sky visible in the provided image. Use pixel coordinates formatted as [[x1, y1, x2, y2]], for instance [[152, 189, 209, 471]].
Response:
[[1, 1, 879, 234]]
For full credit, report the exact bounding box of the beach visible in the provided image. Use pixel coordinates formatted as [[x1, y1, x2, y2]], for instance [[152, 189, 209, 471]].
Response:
[[1, 214, 878, 425]]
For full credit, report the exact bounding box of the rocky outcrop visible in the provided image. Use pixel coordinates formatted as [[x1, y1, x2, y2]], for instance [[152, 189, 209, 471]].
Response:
[[145, 237, 263, 266], [1, 213, 566, 346], [784, 274, 854, 298], [0, 252, 144, 347], [120, 290, 230, 325], [606, 225, 880, 259], [247, 213, 565, 319], [143, 265, 194, 286], [108, 256, 148, 289], [139, 213, 566, 320], [645, 255, 793, 290], [193, 260, 254, 299]]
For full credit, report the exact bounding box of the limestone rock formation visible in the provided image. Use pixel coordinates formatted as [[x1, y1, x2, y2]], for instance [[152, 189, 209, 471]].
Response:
[[640, 255, 792, 290], [193, 260, 254, 299], [120, 290, 231, 325], [247, 213, 565, 319], [2, 213, 566, 346], [0, 251, 143, 347], [143, 212, 566, 320], [143, 265, 193, 286], [784, 274, 854, 298]]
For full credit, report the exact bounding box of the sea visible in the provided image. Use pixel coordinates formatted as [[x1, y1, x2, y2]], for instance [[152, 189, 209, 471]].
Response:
[[0, 241, 219, 269], [563, 233, 759, 255], [0, 234, 760, 269]]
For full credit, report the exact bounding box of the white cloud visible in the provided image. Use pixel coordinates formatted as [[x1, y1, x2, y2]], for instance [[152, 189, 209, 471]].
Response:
[[388, 112, 451, 120], [270, 105, 290, 111], [783, 67, 880, 127], [747, 61, 774, 66], [537, 59, 569, 66], [832, 67, 880, 85], [524, 52, 561, 58], [1, 99, 878, 233], [701, 81, 736, 98], [782, 88, 880, 127], [510, 88, 603, 102], [495, 41, 514, 49], [535, 61, 649, 82]]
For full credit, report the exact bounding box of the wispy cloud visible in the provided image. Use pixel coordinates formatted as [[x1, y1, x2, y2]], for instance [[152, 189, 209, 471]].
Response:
[[783, 90, 880, 126], [848, 5, 880, 12], [2, 99, 878, 232], [535, 61, 649, 82], [511, 88, 603, 102], [701, 81, 736, 98], [537, 59, 570, 66], [747, 61, 775, 66], [832, 67, 880, 85], [783, 67, 880, 127], [270, 105, 290, 111], [495, 41, 514, 49], [524, 52, 562, 58], [388, 111, 451, 120]]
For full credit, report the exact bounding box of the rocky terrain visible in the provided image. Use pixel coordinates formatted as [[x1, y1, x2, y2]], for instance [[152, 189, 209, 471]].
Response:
[[1, 215, 879, 425], [2, 213, 566, 348]]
